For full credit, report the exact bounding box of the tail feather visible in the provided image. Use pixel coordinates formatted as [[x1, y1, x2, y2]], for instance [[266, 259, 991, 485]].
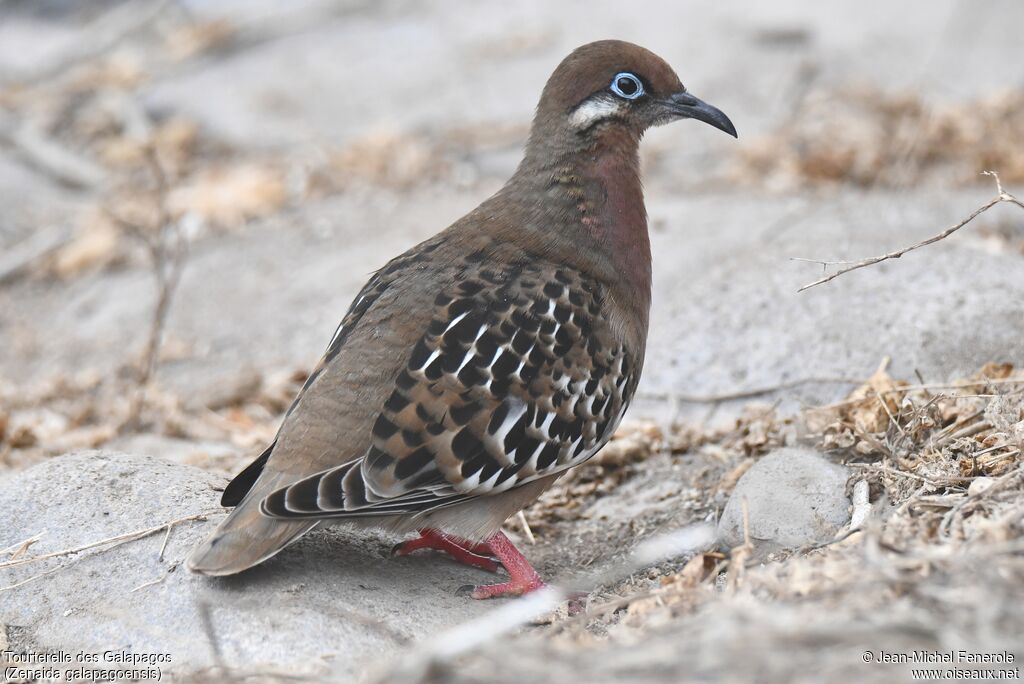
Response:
[[220, 441, 274, 507], [188, 472, 317, 576]]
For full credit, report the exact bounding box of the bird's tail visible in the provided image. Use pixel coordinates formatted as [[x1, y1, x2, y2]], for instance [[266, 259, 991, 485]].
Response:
[[187, 473, 317, 576]]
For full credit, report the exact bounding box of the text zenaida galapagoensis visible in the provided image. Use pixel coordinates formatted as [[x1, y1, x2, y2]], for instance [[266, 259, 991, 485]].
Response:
[[187, 39, 736, 599]]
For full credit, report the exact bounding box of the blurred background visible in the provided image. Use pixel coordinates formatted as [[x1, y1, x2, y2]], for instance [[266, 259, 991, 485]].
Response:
[[1, 2, 1024, 681]]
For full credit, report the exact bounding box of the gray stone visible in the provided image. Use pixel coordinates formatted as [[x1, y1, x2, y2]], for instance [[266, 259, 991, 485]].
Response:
[[717, 448, 851, 552], [0, 451, 498, 681]]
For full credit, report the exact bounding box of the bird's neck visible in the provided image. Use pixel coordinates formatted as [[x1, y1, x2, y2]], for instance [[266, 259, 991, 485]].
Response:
[[512, 126, 652, 324]]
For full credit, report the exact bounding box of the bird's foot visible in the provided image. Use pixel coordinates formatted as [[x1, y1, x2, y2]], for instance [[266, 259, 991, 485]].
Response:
[[392, 528, 499, 573], [455, 577, 546, 599], [455, 530, 546, 600]]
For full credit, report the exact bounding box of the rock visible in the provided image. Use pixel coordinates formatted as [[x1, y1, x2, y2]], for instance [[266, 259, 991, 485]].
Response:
[[102, 433, 243, 471], [967, 476, 997, 497], [193, 365, 263, 410], [0, 451, 496, 680], [717, 448, 851, 553]]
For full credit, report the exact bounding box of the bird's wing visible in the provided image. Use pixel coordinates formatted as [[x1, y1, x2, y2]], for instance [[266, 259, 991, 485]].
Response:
[[217, 244, 429, 506], [260, 260, 638, 520]]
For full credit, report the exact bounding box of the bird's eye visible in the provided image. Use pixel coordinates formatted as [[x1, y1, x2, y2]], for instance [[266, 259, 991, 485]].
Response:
[[610, 72, 643, 100]]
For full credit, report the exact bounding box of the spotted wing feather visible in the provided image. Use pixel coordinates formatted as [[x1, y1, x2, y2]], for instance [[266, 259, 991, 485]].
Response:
[[261, 260, 637, 520]]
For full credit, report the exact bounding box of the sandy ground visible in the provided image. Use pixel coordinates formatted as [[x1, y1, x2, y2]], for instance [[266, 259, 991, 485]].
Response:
[[1, 1, 1023, 682]]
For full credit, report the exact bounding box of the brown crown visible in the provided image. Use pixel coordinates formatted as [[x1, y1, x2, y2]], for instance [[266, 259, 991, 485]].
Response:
[[536, 40, 684, 117]]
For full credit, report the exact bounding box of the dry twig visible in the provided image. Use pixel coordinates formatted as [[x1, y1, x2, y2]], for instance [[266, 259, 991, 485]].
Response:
[[0, 533, 45, 559], [795, 172, 1024, 291], [0, 225, 71, 285], [817, 377, 1024, 412], [639, 376, 864, 404], [107, 147, 190, 428], [0, 0, 174, 86], [0, 511, 211, 572], [0, 113, 107, 189]]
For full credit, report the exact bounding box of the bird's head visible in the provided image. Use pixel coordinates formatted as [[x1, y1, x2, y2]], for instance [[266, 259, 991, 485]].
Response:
[[530, 40, 737, 145]]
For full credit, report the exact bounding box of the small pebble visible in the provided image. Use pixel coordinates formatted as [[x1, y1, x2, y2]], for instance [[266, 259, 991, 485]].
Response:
[[968, 476, 996, 497]]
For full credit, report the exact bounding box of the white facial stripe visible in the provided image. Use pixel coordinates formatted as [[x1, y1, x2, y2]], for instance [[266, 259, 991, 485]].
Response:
[[569, 97, 623, 128]]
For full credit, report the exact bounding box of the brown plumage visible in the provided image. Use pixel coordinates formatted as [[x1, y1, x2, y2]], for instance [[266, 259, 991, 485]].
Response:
[[187, 39, 736, 598]]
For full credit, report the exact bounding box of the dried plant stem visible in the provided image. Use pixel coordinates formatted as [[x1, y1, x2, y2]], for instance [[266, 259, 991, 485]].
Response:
[[818, 377, 1024, 412], [108, 147, 189, 428], [725, 499, 754, 593], [651, 375, 1022, 409], [934, 420, 992, 448], [1, 0, 173, 86], [848, 480, 871, 530], [516, 511, 536, 545], [0, 511, 211, 572], [158, 520, 175, 562], [0, 533, 45, 559], [795, 172, 1024, 292], [130, 563, 178, 593], [939, 465, 1024, 538], [0, 511, 211, 594], [0, 559, 82, 594], [132, 236, 186, 418], [640, 376, 864, 404], [848, 462, 944, 488], [928, 409, 985, 448]]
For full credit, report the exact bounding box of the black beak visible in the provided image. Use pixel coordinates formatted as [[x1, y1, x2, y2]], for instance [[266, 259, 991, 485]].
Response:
[[666, 91, 737, 138]]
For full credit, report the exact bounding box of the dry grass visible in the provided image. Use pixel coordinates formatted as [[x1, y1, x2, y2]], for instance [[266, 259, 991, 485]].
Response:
[[0, 364, 307, 473], [541, 362, 1021, 638], [413, 362, 1022, 683], [733, 86, 1024, 190]]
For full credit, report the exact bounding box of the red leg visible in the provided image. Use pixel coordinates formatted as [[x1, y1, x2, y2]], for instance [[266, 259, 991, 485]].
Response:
[[456, 531, 546, 599], [392, 529, 499, 573], [456, 539, 494, 556]]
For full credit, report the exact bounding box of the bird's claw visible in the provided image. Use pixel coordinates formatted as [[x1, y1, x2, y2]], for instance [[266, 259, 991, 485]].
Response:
[[393, 529, 501, 573], [455, 578, 546, 600]]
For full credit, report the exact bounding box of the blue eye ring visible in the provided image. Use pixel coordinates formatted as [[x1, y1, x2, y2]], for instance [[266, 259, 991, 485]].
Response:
[[610, 72, 644, 100]]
